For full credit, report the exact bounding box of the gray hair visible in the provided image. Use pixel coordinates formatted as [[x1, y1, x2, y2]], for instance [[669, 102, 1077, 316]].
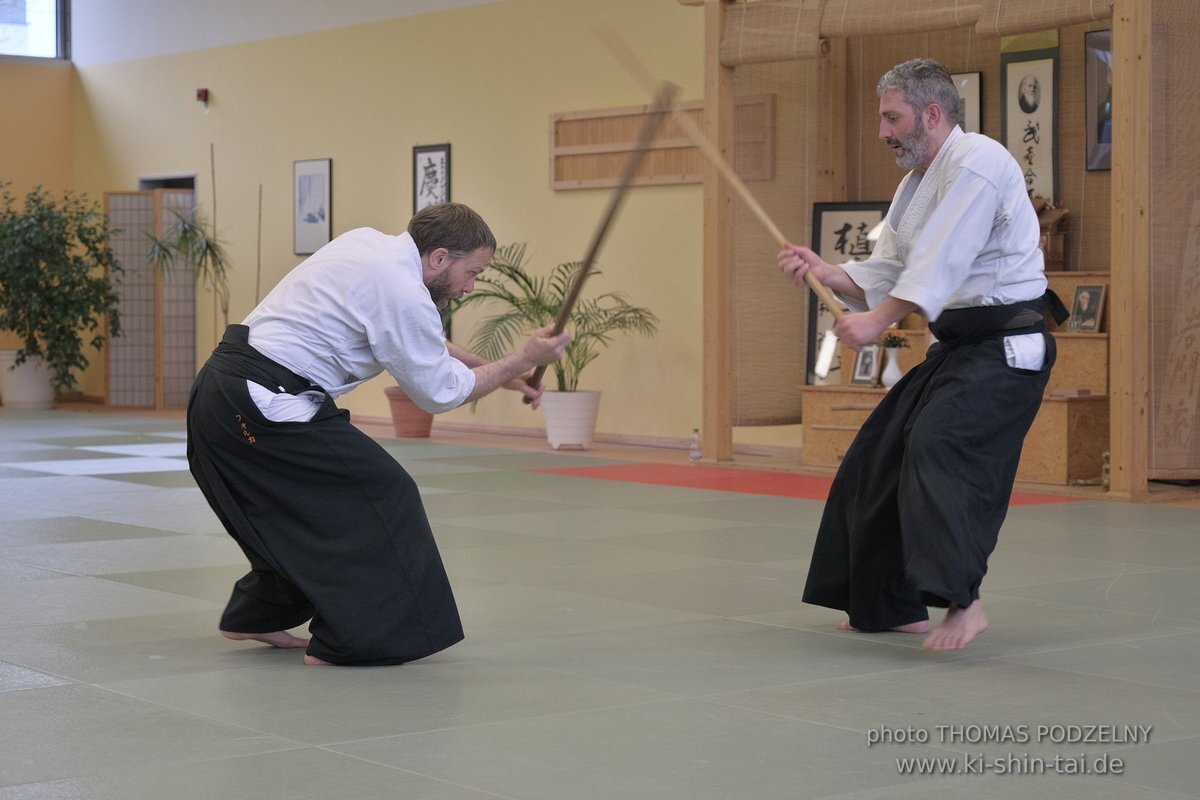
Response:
[[877, 58, 961, 125], [407, 202, 497, 258]]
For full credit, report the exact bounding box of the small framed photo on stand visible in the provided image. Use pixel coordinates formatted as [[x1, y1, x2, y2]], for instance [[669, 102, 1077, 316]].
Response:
[[1067, 284, 1106, 331], [413, 143, 451, 214], [850, 344, 882, 386]]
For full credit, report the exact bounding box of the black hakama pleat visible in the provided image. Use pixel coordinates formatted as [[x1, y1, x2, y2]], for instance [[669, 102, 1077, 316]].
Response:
[[802, 301, 1056, 631], [187, 326, 463, 665]]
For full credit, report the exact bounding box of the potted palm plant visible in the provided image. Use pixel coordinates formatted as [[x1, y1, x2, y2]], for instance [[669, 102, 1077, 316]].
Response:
[[457, 242, 658, 449], [147, 206, 232, 329], [0, 183, 123, 408]]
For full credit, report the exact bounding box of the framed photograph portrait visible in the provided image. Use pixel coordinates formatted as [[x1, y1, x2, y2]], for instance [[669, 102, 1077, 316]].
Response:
[[1067, 284, 1106, 332], [1001, 48, 1057, 199], [806, 201, 890, 385], [1085, 30, 1113, 171], [850, 344, 881, 386], [293, 158, 331, 255], [413, 143, 451, 214], [951, 72, 982, 133]]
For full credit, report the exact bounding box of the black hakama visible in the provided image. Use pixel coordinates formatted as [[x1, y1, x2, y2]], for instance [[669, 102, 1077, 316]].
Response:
[[802, 299, 1058, 631], [186, 325, 463, 665]]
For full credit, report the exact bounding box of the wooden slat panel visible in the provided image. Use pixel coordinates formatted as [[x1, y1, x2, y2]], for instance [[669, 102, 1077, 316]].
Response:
[[550, 96, 774, 190]]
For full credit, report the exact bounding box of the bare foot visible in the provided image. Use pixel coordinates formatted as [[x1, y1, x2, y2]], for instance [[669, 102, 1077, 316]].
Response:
[[303, 654, 333, 666], [837, 619, 930, 634], [923, 601, 989, 651], [221, 629, 309, 649]]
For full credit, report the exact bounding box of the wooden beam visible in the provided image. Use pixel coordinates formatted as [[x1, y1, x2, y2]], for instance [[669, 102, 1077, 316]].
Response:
[[703, 0, 735, 462], [815, 37, 848, 201], [1108, 0, 1151, 498]]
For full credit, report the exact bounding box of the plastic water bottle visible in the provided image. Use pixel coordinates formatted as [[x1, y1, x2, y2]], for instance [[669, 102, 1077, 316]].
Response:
[[689, 428, 702, 465]]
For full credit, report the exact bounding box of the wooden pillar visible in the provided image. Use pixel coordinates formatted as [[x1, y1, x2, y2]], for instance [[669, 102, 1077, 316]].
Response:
[[815, 38, 848, 202], [703, 0, 735, 461], [1108, 0, 1151, 498]]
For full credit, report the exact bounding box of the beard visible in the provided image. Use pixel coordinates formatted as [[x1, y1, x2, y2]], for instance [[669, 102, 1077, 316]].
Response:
[[890, 122, 931, 170], [426, 271, 454, 310]]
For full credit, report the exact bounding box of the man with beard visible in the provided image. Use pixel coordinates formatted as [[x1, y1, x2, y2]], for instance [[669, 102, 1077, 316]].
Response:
[[777, 58, 1061, 650], [187, 202, 570, 666]]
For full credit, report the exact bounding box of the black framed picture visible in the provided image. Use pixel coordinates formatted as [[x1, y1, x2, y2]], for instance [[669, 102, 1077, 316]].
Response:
[[1085, 30, 1113, 171], [293, 158, 331, 255], [805, 201, 890, 384], [951, 71, 982, 133], [413, 143, 451, 214]]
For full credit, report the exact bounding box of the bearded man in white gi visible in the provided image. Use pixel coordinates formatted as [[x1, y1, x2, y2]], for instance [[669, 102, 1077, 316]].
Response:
[[778, 58, 1064, 650], [188, 202, 570, 666]]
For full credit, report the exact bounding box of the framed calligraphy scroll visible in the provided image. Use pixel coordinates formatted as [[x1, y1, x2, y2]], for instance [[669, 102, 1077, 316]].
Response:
[[805, 201, 890, 385], [1001, 48, 1057, 199], [413, 143, 451, 214]]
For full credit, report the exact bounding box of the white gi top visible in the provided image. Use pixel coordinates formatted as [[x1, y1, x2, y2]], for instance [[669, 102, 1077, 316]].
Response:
[[843, 126, 1047, 322], [244, 228, 476, 413]]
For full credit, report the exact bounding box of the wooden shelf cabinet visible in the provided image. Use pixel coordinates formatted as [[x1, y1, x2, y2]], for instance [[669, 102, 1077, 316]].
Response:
[[801, 385, 1109, 484], [802, 272, 1113, 485]]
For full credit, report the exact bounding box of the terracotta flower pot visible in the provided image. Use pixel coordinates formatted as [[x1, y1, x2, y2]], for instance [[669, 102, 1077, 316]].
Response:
[[384, 386, 433, 438]]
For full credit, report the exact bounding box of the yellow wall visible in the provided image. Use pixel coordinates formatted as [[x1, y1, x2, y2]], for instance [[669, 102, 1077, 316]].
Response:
[[0, 57, 79, 369], [70, 0, 708, 442], [0, 57, 73, 196]]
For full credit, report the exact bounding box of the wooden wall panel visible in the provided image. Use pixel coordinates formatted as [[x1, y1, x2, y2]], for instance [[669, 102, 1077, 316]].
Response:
[[550, 96, 775, 189]]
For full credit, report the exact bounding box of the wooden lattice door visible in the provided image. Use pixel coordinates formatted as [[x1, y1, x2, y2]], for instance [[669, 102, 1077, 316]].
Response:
[[104, 189, 197, 408]]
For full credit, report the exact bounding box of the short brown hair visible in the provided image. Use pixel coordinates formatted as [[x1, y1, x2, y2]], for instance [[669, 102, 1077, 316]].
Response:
[[877, 58, 961, 125], [407, 202, 497, 258]]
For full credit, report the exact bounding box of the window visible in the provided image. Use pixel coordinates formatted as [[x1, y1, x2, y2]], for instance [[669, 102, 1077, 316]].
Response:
[[0, 0, 68, 59]]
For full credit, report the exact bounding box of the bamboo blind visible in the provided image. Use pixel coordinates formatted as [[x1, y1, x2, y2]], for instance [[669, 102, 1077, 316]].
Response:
[[720, 0, 829, 65], [1148, 0, 1200, 477], [976, 0, 1115, 37], [699, 0, 1114, 65], [730, 61, 818, 425]]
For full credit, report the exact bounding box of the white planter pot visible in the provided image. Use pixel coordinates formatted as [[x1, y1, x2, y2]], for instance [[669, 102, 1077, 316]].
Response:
[[881, 346, 904, 389], [540, 389, 601, 450], [0, 349, 55, 409]]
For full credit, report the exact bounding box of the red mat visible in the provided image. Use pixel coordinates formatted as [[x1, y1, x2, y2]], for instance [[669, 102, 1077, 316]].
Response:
[[534, 462, 1082, 505]]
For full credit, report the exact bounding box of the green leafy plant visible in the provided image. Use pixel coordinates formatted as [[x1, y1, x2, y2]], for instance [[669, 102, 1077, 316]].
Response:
[[457, 242, 658, 392], [0, 183, 123, 393], [147, 206, 232, 327], [880, 330, 910, 348]]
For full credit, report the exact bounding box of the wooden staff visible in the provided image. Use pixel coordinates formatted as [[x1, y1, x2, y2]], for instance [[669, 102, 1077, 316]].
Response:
[[597, 25, 846, 321], [524, 80, 680, 399]]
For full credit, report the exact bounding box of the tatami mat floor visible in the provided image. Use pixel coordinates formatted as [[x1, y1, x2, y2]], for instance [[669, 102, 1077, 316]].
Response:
[[1, 406, 1198, 799]]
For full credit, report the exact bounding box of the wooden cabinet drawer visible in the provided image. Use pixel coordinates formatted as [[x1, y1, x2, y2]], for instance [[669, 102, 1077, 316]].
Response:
[[804, 424, 859, 466], [801, 386, 884, 466], [1046, 334, 1108, 395], [802, 387, 884, 424]]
